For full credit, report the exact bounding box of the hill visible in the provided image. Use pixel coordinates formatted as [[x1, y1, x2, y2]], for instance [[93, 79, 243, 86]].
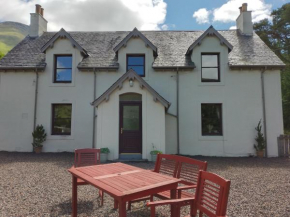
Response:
[[0, 21, 29, 58]]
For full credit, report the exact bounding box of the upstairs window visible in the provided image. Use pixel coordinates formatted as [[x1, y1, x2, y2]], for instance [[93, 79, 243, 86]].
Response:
[[127, 55, 145, 77], [201, 54, 220, 82], [54, 55, 72, 83], [52, 104, 72, 135], [201, 104, 222, 136]]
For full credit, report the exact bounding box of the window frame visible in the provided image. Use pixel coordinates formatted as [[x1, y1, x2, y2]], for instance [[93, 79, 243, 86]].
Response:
[[126, 54, 145, 77], [51, 104, 72, 136], [201, 53, 220, 82], [54, 54, 72, 83], [201, 103, 223, 136]]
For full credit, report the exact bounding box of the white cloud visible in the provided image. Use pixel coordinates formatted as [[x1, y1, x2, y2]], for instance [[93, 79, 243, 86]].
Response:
[[0, 0, 167, 31], [229, 26, 237, 29], [161, 24, 168, 30], [213, 0, 272, 23], [193, 8, 211, 24]]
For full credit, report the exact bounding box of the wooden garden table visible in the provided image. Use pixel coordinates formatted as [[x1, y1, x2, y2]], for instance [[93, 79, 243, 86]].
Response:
[[68, 162, 180, 217]]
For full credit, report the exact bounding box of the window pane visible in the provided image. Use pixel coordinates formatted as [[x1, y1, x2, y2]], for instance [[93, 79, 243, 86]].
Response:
[[57, 56, 72, 68], [53, 119, 71, 134], [120, 93, 142, 101], [128, 66, 144, 76], [202, 68, 218, 81], [128, 56, 144, 65], [54, 105, 72, 119], [202, 104, 222, 136], [56, 69, 72, 82], [123, 105, 139, 130], [202, 55, 218, 67]]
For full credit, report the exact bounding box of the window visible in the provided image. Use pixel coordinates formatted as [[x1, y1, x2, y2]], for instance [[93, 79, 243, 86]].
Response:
[[201, 54, 220, 82], [52, 104, 72, 135], [127, 55, 145, 77], [54, 55, 72, 83], [201, 104, 222, 136]]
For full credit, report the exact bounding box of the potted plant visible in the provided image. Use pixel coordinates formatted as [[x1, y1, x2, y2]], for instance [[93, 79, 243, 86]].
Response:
[[253, 120, 266, 158], [100, 148, 110, 163], [32, 125, 47, 154], [150, 144, 162, 162]]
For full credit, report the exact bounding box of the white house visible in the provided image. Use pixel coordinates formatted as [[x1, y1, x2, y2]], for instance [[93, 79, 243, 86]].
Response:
[[0, 4, 285, 160]]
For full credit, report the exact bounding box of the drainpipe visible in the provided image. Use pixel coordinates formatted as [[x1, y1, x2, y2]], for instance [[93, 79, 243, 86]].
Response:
[[176, 67, 180, 154], [261, 67, 268, 157], [33, 69, 39, 151], [92, 68, 96, 148]]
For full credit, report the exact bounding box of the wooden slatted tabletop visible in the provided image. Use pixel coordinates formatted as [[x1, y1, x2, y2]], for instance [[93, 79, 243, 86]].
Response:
[[68, 162, 180, 217]]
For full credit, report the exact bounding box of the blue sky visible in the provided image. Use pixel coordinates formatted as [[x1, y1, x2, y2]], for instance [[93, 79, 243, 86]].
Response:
[[0, 0, 288, 31], [163, 0, 288, 30]]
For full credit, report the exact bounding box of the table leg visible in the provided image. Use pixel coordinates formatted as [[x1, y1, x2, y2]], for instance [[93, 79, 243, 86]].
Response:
[[170, 188, 178, 217], [114, 199, 119, 209], [119, 201, 126, 217], [72, 176, 77, 217]]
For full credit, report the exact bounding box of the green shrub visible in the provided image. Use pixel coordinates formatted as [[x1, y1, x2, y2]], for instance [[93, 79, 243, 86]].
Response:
[[32, 125, 47, 148], [101, 148, 110, 154], [253, 120, 266, 151], [150, 150, 162, 155]]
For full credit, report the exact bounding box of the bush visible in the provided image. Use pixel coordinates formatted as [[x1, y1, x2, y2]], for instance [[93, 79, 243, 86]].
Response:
[[100, 148, 110, 154], [253, 120, 266, 151], [32, 125, 47, 148]]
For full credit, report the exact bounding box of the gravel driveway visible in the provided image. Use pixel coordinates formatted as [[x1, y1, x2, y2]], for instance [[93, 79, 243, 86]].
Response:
[[0, 152, 289, 217]]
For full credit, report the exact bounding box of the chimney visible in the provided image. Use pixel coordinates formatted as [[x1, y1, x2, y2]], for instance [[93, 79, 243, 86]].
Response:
[[29, 4, 47, 37], [236, 3, 253, 36]]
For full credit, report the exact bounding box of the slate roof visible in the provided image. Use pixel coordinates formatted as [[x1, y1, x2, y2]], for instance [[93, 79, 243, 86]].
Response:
[[0, 29, 285, 70]]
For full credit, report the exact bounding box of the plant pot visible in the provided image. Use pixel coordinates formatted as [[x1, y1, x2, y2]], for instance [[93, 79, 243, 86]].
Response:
[[34, 147, 42, 154], [100, 153, 108, 163], [256, 150, 264, 158], [151, 154, 157, 162]]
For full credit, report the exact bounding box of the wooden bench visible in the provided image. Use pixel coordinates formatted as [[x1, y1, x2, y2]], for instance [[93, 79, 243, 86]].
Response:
[[127, 154, 207, 210]]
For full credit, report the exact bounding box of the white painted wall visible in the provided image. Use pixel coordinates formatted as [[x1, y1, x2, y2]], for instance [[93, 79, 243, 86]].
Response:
[[0, 34, 284, 158], [96, 79, 166, 160], [0, 72, 35, 152]]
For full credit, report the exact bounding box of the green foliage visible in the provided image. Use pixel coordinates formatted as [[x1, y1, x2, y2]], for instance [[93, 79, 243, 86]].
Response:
[[32, 125, 47, 148], [253, 120, 266, 151], [150, 143, 162, 155], [254, 3, 290, 133], [100, 148, 110, 154], [0, 51, 4, 60]]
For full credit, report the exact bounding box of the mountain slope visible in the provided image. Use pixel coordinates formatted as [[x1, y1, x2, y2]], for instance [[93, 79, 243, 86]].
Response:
[[0, 21, 29, 57]]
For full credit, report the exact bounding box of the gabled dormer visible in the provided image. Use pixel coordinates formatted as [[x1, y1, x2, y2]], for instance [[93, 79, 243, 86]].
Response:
[[186, 26, 233, 55]]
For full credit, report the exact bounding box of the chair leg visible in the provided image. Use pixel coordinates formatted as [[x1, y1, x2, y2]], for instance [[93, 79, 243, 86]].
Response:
[[127, 201, 132, 210], [150, 206, 155, 217], [98, 190, 104, 207], [114, 199, 119, 209]]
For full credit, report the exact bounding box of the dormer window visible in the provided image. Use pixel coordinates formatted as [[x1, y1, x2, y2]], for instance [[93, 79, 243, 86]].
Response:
[[54, 55, 72, 83], [201, 53, 220, 82], [127, 54, 145, 77]]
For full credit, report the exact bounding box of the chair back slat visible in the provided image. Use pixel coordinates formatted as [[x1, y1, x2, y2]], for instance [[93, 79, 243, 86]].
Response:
[[194, 171, 231, 217], [74, 148, 101, 167], [176, 156, 207, 186], [154, 154, 179, 177]]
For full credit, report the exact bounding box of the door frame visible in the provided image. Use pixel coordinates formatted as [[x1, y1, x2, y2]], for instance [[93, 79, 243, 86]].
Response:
[[119, 101, 142, 155]]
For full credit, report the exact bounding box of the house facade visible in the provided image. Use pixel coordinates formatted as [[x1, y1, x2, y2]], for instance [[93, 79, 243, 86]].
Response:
[[0, 4, 285, 160]]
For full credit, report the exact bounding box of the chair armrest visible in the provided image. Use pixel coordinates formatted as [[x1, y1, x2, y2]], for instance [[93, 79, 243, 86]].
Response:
[[177, 185, 197, 191], [147, 198, 194, 207]]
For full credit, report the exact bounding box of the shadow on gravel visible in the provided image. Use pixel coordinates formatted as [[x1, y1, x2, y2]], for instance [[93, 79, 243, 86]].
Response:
[[50, 200, 95, 216]]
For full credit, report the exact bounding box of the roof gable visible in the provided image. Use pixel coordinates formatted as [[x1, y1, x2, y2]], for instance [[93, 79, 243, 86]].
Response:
[[91, 69, 171, 109], [41, 28, 88, 56], [186, 26, 233, 55], [113, 28, 157, 56]]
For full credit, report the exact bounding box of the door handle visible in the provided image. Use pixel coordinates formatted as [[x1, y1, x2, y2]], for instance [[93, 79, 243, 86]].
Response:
[[121, 128, 123, 134]]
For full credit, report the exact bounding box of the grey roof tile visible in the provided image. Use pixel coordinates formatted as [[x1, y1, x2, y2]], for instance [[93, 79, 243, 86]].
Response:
[[0, 30, 285, 69]]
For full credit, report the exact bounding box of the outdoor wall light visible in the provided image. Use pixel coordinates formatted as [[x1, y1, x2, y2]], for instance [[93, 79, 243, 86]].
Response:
[[129, 79, 133, 87]]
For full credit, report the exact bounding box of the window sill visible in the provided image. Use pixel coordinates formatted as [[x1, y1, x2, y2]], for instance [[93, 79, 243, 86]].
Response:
[[49, 83, 75, 87], [47, 135, 74, 140], [198, 82, 224, 86], [198, 136, 225, 141]]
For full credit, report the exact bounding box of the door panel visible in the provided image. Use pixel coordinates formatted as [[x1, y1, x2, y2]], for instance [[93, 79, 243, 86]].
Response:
[[119, 102, 142, 154]]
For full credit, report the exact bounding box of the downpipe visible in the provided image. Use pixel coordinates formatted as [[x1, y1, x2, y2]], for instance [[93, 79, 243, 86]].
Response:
[[261, 67, 268, 157], [92, 68, 96, 148]]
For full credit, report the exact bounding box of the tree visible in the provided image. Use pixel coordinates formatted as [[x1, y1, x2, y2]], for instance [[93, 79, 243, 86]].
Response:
[[254, 3, 290, 133], [0, 52, 4, 60]]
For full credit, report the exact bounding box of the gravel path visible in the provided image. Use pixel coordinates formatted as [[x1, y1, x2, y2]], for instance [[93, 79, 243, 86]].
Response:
[[0, 152, 289, 217]]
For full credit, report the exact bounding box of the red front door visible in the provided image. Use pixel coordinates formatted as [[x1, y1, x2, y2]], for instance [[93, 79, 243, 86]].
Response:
[[119, 102, 142, 154]]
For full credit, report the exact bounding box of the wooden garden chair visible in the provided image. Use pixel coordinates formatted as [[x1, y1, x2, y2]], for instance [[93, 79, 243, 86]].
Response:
[[127, 154, 207, 210], [147, 170, 231, 217], [74, 148, 104, 206]]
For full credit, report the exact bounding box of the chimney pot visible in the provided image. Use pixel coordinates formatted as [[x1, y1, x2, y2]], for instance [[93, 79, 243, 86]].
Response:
[[239, 6, 242, 14], [40, 8, 44, 16], [242, 3, 247, 12], [35, 4, 41, 14]]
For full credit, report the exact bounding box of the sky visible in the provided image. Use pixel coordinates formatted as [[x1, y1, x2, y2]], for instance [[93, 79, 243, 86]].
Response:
[[0, 0, 288, 31]]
